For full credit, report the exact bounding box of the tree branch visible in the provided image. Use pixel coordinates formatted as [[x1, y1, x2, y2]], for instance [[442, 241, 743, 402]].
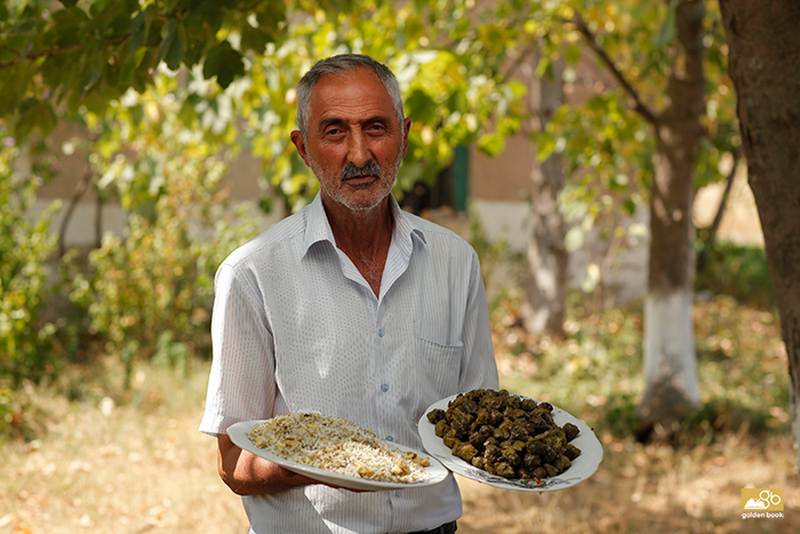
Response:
[[498, 44, 538, 86], [565, 15, 659, 126], [58, 169, 94, 259], [0, 36, 130, 70], [696, 147, 742, 273], [0, 43, 73, 69]]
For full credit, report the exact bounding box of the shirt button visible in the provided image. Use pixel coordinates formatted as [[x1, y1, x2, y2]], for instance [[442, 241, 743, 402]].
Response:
[[378, 329, 385, 337], [386, 435, 394, 442], [395, 490, 403, 497], [380, 383, 389, 392]]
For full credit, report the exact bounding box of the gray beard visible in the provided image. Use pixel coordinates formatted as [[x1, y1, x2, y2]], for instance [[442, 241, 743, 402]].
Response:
[[308, 153, 403, 212]]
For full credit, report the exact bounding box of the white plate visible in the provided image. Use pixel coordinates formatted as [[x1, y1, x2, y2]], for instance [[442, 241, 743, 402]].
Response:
[[418, 393, 603, 491], [227, 420, 449, 491]]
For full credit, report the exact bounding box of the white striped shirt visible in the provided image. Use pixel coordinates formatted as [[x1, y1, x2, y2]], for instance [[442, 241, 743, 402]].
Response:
[[200, 193, 498, 534]]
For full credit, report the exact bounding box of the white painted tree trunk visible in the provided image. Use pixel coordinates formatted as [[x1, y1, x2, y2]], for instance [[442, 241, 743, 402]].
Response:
[[637, 0, 705, 433], [642, 290, 700, 415]]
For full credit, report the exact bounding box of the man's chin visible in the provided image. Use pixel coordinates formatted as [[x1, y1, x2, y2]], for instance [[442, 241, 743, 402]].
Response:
[[337, 188, 394, 212], [341, 197, 386, 212]]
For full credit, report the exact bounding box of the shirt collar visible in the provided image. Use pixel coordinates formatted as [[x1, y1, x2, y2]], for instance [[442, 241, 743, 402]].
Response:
[[303, 193, 427, 257], [303, 193, 335, 254]]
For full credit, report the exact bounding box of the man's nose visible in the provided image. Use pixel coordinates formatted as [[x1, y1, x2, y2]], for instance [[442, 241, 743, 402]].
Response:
[[347, 130, 371, 168]]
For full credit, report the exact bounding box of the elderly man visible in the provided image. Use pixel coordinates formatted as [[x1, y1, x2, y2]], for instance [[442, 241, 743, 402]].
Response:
[[200, 54, 499, 534]]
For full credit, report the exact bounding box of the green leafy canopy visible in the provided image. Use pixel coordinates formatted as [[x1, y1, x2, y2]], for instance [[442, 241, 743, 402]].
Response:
[[0, 0, 292, 140], [1, 0, 529, 212]]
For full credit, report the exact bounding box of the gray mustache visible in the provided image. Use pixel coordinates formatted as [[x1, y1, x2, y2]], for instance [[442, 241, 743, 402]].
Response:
[[340, 161, 382, 180]]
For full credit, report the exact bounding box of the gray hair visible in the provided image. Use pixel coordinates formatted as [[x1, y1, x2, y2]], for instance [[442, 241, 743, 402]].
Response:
[[295, 54, 405, 136]]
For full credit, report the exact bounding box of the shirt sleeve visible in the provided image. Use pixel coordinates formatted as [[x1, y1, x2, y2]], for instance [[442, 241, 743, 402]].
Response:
[[458, 250, 500, 392], [199, 262, 277, 436]]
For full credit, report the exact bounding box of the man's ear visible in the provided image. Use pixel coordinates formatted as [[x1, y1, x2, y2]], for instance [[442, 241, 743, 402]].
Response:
[[402, 118, 412, 159], [290, 130, 309, 166]]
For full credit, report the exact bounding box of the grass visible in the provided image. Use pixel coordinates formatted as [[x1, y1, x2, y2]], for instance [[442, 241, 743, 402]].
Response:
[[1, 293, 797, 534], [1, 358, 248, 534]]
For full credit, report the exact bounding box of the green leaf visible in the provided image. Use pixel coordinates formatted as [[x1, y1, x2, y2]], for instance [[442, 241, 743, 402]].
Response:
[[580, 263, 600, 293], [446, 87, 468, 114], [0, 63, 34, 116], [536, 134, 556, 162], [15, 99, 58, 140], [59, 0, 79, 8], [202, 41, 244, 89], [477, 132, 506, 158], [129, 10, 146, 54], [653, 0, 678, 47], [405, 88, 437, 125], [81, 68, 102, 93], [51, 6, 89, 48], [623, 198, 637, 216], [241, 22, 270, 54], [158, 19, 185, 71], [564, 226, 585, 254]]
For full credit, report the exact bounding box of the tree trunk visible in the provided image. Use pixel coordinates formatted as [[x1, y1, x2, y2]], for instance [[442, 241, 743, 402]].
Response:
[[638, 0, 706, 432], [520, 58, 568, 337], [720, 0, 800, 474]]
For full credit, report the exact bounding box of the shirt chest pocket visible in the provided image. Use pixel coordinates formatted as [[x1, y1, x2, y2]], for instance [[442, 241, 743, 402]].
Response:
[[414, 335, 462, 399]]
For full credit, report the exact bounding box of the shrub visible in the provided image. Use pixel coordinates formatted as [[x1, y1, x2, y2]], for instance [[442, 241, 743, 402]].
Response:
[[69, 154, 261, 384], [696, 237, 776, 310], [0, 136, 61, 387]]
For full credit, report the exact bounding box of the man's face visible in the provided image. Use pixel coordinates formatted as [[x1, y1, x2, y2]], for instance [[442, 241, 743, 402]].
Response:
[[291, 67, 411, 214]]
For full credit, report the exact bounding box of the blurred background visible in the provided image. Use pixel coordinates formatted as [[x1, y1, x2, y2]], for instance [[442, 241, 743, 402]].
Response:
[[1, 1, 795, 533]]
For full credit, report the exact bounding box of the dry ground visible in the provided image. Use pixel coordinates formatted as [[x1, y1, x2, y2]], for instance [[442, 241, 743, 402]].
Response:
[[1, 358, 797, 534]]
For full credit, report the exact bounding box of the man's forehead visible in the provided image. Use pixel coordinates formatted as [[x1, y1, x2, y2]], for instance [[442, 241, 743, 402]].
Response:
[[309, 68, 394, 116]]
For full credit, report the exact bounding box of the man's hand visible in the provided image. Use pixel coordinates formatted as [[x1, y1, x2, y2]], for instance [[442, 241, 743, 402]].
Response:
[[217, 434, 316, 495]]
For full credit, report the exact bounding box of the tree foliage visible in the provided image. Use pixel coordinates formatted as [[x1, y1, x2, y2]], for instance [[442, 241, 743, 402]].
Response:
[[1, 0, 530, 212], [0, 0, 293, 139], [536, 1, 738, 248], [68, 74, 262, 382], [0, 0, 740, 232], [0, 130, 61, 384]]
